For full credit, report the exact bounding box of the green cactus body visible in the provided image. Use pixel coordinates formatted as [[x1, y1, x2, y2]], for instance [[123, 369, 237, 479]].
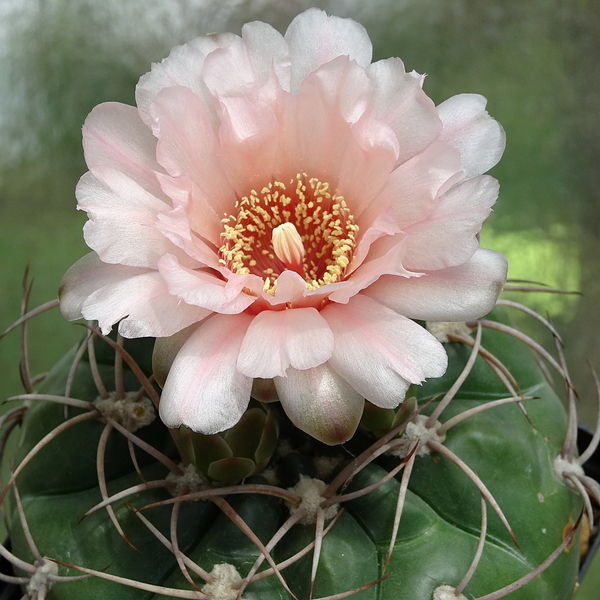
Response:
[[5, 311, 582, 600]]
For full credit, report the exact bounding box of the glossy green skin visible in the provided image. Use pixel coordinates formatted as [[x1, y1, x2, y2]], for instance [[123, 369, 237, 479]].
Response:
[[7, 315, 581, 599]]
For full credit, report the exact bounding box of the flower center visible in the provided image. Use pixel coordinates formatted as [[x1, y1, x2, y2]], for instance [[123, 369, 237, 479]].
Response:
[[219, 173, 358, 294]]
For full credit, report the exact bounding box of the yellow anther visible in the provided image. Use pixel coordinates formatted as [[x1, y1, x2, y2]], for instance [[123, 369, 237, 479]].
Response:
[[219, 173, 358, 296]]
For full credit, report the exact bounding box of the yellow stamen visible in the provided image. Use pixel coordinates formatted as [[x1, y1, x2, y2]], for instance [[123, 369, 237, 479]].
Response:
[[219, 173, 358, 296]]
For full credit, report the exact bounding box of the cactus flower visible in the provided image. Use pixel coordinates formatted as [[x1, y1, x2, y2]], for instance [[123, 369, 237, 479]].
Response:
[[59, 8, 507, 444]]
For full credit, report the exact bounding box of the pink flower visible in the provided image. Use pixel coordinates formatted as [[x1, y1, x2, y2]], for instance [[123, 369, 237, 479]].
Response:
[[60, 8, 507, 445]]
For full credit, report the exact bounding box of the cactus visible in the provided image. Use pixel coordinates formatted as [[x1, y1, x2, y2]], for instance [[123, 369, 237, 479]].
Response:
[[0, 289, 597, 600], [1, 10, 597, 596]]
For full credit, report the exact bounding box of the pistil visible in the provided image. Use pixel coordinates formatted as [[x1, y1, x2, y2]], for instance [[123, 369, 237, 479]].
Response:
[[272, 223, 306, 275]]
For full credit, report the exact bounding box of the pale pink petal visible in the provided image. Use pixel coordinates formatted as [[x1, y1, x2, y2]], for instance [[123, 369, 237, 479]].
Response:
[[154, 172, 224, 249], [279, 56, 397, 201], [240, 20, 291, 91], [349, 210, 402, 274], [78, 170, 167, 217], [306, 56, 373, 125], [274, 363, 364, 445], [119, 294, 212, 338], [150, 85, 235, 222], [158, 254, 256, 314], [218, 95, 280, 195], [217, 270, 271, 302], [269, 56, 398, 214], [329, 234, 412, 304], [201, 38, 261, 98], [364, 248, 508, 321], [403, 174, 500, 271], [285, 8, 373, 94], [77, 172, 197, 269], [135, 33, 238, 126], [152, 324, 198, 388], [356, 140, 462, 231], [258, 270, 333, 310], [336, 109, 399, 218], [83, 215, 181, 270], [159, 313, 254, 434], [337, 117, 398, 216], [81, 270, 176, 335], [280, 57, 362, 182], [237, 307, 334, 378], [270, 270, 310, 304], [321, 294, 447, 408], [59, 253, 149, 323], [82, 103, 165, 200], [437, 93, 506, 177], [202, 22, 290, 97], [367, 58, 442, 164], [155, 201, 222, 269]]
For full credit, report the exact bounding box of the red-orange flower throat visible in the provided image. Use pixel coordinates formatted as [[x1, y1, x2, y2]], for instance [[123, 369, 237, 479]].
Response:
[[219, 173, 359, 294]]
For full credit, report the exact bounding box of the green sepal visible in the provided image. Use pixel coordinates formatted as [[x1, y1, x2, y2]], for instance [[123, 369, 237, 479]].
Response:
[[360, 394, 417, 437], [185, 427, 233, 475], [390, 393, 417, 430], [360, 402, 396, 432], [224, 405, 268, 459], [181, 401, 279, 484], [254, 407, 280, 465], [207, 457, 256, 484]]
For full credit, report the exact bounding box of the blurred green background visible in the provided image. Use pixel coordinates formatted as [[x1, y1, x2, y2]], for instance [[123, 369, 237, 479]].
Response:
[[1, 0, 599, 596]]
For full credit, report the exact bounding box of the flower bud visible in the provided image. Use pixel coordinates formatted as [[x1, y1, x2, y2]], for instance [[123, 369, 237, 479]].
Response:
[[178, 401, 279, 485], [359, 388, 418, 438]]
